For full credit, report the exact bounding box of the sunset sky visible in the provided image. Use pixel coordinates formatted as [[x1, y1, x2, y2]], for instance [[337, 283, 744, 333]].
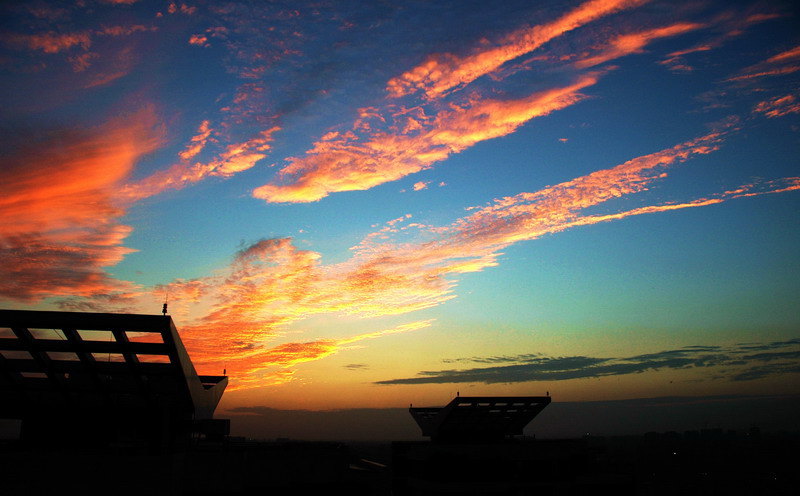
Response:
[[1, 0, 799, 422]]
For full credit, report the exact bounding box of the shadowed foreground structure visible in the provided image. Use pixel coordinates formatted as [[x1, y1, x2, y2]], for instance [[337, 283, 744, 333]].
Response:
[[0, 310, 362, 495], [397, 395, 565, 494], [0, 309, 228, 450], [409, 395, 551, 442]]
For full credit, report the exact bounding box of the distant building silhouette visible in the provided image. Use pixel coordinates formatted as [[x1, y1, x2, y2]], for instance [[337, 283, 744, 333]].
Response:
[[396, 395, 567, 494], [409, 395, 551, 442]]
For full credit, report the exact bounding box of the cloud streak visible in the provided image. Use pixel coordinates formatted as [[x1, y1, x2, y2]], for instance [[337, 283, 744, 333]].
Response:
[[575, 22, 702, 68], [726, 44, 800, 82], [254, 73, 600, 203], [121, 126, 279, 202], [375, 339, 800, 385], [753, 95, 800, 118], [250, 2, 732, 206], [161, 124, 798, 388], [386, 0, 647, 99], [0, 107, 164, 301]]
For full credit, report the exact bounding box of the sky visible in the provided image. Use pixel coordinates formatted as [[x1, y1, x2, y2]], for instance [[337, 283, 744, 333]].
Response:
[[1, 0, 799, 427]]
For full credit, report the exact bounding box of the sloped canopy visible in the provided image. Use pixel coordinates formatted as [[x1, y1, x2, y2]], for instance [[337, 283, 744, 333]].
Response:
[[410, 396, 551, 441], [0, 309, 227, 447]]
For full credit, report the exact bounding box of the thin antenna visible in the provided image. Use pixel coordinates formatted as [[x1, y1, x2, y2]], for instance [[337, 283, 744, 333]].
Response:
[[162, 289, 169, 315]]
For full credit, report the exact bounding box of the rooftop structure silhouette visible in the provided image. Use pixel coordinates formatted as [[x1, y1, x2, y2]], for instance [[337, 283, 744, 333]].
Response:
[[409, 395, 551, 442], [0, 309, 228, 451]]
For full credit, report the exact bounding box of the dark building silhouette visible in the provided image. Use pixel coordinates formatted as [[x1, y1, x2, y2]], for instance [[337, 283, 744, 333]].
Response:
[[395, 395, 587, 494], [0, 309, 366, 495], [0, 309, 228, 450], [409, 395, 551, 442]]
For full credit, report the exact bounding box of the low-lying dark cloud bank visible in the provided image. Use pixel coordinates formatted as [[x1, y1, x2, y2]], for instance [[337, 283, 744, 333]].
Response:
[[226, 393, 800, 442], [374, 339, 800, 385]]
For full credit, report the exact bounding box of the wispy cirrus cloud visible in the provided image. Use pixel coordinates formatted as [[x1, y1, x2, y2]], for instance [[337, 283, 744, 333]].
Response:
[[164, 236, 451, 364], [2, 31, 92, 54], [154, 123, 798, 388], [575, 22, 702, 68], [251, 1, 742, 206], [1, 6, 158, 92], [165, 239, 437, 387], [753, 94, 800, 118], [413, 181, 430, 192], [386, 0, 647, 99], [658, 10, 783, 72], [253, 73, 600, 203], [217, 320, 433, 388], [5, 0, 794, 395], [375, 339, 800, 385], [726, 44, 800, 82], [0, 106, 164, 302], [120, 126, 279, 202], [2, 23, 155, 55]]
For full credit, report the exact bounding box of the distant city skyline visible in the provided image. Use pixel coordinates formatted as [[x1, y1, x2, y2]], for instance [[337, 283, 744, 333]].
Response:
[[1, 0, 798, 423]]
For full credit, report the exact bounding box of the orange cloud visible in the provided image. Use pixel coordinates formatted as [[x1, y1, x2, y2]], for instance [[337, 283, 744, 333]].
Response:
[[189, 34, 209, 47], [575, 23, 703, 68], [657, 10, 782, 72], [82, 45, 138, 88], [413, 181, 430, 191], [754, 95, 800, 118], [727, 44, 800, 82], [97, 25, 156, 37], [3, 24, 153, 55], [0, 107, 164, 302], [219, 321, 433, 388], [172, 127, 718, 381], [766, 45, 800, 64], [69, 52, 99, 72], [386, 0, 647, 99], [121, 126, 278, 202], [178, 120, 213, 160], [152, 233, 454, 380], [4, 31, 91, 54], [254, 74, 599, 203], [168, 2, 197, 15], [149, 120, 800, 389], [726, 66, 800, 82]]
